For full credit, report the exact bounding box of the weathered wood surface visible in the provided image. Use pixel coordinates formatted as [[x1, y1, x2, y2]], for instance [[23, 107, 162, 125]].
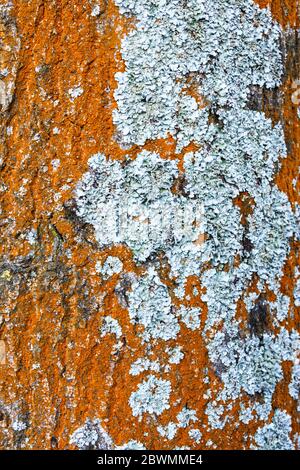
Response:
[[0, 0, 299, 450]]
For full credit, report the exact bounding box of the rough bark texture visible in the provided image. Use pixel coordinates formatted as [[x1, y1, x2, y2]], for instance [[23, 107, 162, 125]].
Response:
[[0, 0, 299, 450]]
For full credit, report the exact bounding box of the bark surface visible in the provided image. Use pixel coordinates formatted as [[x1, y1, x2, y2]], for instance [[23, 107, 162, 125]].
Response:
[[0, 0, 299, 450]]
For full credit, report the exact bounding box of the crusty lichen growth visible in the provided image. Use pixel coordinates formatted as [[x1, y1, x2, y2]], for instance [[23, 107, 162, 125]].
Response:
[[74, 0, 299, 449], [254, 410, 294, 450], [113, 0, 283, 150], [0, 0, 299, 451]]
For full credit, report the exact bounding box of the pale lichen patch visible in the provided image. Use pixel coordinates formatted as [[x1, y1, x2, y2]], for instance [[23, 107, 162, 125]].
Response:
[[254, 410, 294, 450], [128, 267, 179, 342], [68, 86, 84, 100], [70, 0, 299, 448], [101, 316, 122, 339], [96, 256, 123, 280], [129, 375, 171, 418]]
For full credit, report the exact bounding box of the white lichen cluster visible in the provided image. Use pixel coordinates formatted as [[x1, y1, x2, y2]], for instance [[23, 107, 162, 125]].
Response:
[[74, 0, 299, 447], [128, 267, 179, 341], [68, 85, 84, 100], [0, 2, 21, 113], [254, 410, 294, 450], [188, 428, 202, 444], [177, 306, 201, 330], [11, 420, 27, 432], [96, 256, 123, 280], [129, 375, 171, 418], [129, 346, 184, 381], [115, 440, 146, 450], [130, 357, 160, 376], [101, 316, 122, 339], [289, 363, 300, 402], [167, 346, 184, 365], [70, 419, 112, 450], [70, 419, 146, 449], [76, 151, 204, 263], [157, 406, 198, 440], [91, 4, 101, 17], [114, 0, 282, 151], [294, 269, 300, 307]]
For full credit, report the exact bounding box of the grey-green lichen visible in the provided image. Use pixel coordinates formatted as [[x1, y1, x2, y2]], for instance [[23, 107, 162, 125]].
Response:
[[114, 0, 282, 150], [69, 419, 112, 450], [207, 325, 299, 423], [177, 306, 201, 330], [96, 256, 123, 280], [289, 363, 300, 401], [188, 428, 202, 444], [115, 440, 147, 450], [76, 150, 204, 263], [73, 0, 299, 448], [128, 267, 179, 341], [157, 407, 198, 441], [129, 375, 171, 418], [101, 316, 122, 339], [253, 410, 294, 450], [70, 419, 146, 450], [130, 357, 160, 376]]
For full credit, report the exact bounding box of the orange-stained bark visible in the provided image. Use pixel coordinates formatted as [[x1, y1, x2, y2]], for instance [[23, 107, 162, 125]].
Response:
[[0, 0, 299, 450], [256, 0, 299, 27]]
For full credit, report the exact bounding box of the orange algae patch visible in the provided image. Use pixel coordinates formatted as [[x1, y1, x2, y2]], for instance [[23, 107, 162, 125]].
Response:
[[0, 0, 299, 451], [0, 0, 135, 449], [255, 0, 299, 27]]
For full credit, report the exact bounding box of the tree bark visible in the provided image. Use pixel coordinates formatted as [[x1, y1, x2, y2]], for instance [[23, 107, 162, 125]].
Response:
[[0, 0, 299, 450]]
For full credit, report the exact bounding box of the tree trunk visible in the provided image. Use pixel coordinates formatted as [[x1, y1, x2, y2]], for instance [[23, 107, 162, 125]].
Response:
[[0, 0, 299, 450]]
